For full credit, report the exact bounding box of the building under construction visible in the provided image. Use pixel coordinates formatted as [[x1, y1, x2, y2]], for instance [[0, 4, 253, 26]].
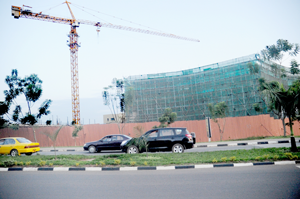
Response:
[[124, 54, 298, 123]]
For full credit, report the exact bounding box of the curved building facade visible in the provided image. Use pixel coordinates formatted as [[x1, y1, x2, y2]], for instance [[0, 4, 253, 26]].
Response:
[[124, 54, 297, 123]]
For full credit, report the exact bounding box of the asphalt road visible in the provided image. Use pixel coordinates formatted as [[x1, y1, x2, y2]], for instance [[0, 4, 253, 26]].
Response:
[[0, 165, 299, 199], [36, 142, 299, 156]]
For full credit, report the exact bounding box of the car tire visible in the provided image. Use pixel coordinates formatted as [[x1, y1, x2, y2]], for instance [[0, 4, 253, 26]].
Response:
[[10, 149, 19, 157], [127, 145, 139, 154], [88, 145, 96, 153], [25, 153, 32, 156], [172, 143, 184, 153]]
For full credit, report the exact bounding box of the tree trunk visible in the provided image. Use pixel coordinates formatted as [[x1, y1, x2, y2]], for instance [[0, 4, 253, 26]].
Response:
[[281, 118, 287, 137], [32, 126, 37, 143], [288, 117, 298, 152]]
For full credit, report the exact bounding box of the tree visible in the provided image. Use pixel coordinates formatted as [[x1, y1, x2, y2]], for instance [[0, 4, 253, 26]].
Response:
[[103, 78, 134, 134], [261, 39, 299, 66], [258, 79, 288, 136], [72, 125, 83, 146], [155, 108, 177, 128], [133, 125, 149, 157], [40, 126, 64, 160], [2, 69, 52, 141], [207, 102, 228, 141], [261, 39, 299, 78], [290, 60, 300, 75], [259, 79, 299, 152]]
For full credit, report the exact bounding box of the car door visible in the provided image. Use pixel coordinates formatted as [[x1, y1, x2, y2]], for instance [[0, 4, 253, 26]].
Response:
[[110, 135, 123, 150], [1, 139, 16, 154], [146, 130, 159, 150], [157, 129, 175, 149], [98, 136, 113, 151]]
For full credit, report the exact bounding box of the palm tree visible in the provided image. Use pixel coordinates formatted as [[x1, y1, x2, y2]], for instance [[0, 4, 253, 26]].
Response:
[[259, 80, 299, 152]]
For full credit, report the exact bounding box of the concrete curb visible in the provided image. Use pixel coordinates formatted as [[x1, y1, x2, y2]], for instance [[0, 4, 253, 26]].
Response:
[[196, 139, 300, 148], [0, 161, 299, 172]]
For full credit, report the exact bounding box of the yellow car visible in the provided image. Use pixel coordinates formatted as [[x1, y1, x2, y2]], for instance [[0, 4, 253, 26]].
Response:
[[0, 137, 40, 157]]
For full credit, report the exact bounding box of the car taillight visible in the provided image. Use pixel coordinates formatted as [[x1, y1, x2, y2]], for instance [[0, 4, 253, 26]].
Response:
[[185, 134, 192, 139], [24, 145, 39, 148]]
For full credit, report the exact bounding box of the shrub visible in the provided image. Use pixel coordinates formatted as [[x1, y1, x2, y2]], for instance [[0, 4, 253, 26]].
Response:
[[262, 154, 269, 160], [49, 163, 53, 167], [292, 155, 298, 160], [14, 161, 18, 166], [273, 155, 279, 161], [229, 156, 236, 162], [19, 161, 24, 166], [75, 163, 79, 167], [255, 156, 261, 161], [144, 161, 148, 166], [39, 160, 46, 167], [221, 157, 227, 162], [114, 159, 121, 165], [212, 158, 218, 163], [284, 153, 293, 160], [26, 161, 31, 166], [99, 161, 106, 167], [3, 158, 15, 167], [130, 161, 136, 166]]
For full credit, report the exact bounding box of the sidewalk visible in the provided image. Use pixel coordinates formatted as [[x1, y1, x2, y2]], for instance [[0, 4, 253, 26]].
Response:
[[39, 138, 300, 152]]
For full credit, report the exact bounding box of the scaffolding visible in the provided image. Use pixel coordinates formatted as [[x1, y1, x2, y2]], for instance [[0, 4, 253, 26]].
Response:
[[124, 54, 299, 123]]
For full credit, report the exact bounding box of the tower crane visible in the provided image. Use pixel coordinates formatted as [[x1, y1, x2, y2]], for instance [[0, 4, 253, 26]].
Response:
[[11, 1, 200, 125]]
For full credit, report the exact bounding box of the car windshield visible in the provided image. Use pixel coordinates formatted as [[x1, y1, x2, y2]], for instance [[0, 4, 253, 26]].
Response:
[[123, 135, 132, 139], [16, 138, 32, 143]]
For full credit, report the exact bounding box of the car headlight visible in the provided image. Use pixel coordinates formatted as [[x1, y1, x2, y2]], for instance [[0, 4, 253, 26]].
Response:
[[121, 139, 130, 146], [83, 143, 86, 147]]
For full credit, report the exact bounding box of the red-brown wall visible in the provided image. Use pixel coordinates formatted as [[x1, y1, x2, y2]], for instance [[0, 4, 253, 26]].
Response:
[[0, 114, 299, 147]]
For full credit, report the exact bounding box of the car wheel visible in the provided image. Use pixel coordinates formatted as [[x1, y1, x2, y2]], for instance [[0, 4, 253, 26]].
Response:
[[172, 143, 184, 153], [25, 153, 32, 156], [88, 145, 96, 153], [127, 145, 139, 154], [10, 149, 19, 157]]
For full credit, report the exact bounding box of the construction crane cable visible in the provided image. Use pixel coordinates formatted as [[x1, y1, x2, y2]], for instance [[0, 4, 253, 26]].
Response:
[[71, 2, 164, 33], [39, 2, 65, 14]]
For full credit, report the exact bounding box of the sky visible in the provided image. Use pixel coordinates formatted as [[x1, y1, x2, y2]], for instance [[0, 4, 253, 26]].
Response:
[[1, 0, 300, 125]]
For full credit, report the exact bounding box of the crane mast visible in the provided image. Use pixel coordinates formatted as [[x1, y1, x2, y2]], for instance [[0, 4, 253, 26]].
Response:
[[11, 2, 200, 125], [65, 1, 81, 124]]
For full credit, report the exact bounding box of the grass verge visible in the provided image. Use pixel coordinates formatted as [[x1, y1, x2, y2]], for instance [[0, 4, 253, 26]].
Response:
[[1, 147, 299, 168]]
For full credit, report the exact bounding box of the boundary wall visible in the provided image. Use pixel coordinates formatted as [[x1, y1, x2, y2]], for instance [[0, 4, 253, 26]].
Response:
[[0, 114, 299, 147]]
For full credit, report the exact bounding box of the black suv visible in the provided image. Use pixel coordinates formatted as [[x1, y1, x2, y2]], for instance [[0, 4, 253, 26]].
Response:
[[121, 127, 195, 154]]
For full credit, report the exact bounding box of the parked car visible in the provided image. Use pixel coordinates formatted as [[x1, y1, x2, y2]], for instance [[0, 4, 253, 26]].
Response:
[[121, 127, 195, 154], [0, 137, 40, 157], [83, 134, 132, 153]]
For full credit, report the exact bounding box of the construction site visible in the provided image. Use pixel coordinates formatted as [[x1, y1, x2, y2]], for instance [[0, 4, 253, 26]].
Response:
[[124, 54, 299, 123]]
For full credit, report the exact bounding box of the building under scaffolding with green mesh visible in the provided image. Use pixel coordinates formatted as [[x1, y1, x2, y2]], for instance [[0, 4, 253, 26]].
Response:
[[124, 54, 298, 123]]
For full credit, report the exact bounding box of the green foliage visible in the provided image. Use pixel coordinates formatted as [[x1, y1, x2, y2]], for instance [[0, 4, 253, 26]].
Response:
[[3, 158, 15, 167], [262, 154, 269, 160], [158, 108, 177, 128], [130, 161, 136, 166], [252, 103, 263, 113], [221, 157, 227, 162], [290, 60, 300, 75], [38, 160, 46, 166], [273, 155, 279, 161], [49, 163, 53, 167], [229, 156, 236, 161], [247, 62, 260, 74], [99, 161, 106, 167], [114, 159, 121, 165], [212, 158, 218, 163], [26, 161, 31, 166], [75, 163, 80, 167], [72, 125, 83, 138]]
